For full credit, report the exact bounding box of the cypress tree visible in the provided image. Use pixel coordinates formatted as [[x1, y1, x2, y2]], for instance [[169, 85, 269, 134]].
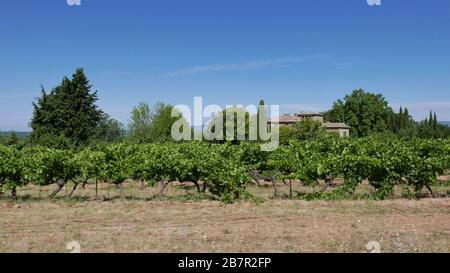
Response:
[[399, 107, 404, 131], [429, 111, 433, 127], [433, 112, 438, 130], [30, 68, 103, 146], [403, 108, 410, 129], [7, 131, 20, 146], [257, 99, 266, 141]]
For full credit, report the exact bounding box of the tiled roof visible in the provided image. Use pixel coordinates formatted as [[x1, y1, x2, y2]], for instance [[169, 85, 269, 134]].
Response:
[[324, 122, 351, 129], [296, 112, 324, 117], [269, 115, 302, 123]]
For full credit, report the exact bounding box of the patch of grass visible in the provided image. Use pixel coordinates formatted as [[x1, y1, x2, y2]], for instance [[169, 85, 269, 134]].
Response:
[[322, 240, 342, 251], [242, 192, 265, 205], [223, 229, 232, 235], [294, 189, 375, 201], [163, 192, 214, 202]]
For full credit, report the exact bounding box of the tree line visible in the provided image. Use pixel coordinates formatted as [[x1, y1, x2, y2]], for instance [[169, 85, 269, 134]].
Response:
[[324, 89, 450, 138], [1, 69, 449, 149]]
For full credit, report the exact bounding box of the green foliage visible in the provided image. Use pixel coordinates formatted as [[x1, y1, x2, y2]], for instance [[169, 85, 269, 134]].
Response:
[[206, 106, 251, 144], [279, 119, 329, 144], [30, 68, 103, 147], [128, 102, 186, 144], [268, 137, 450, 199], [0, 145, 26, 191], [21, 146, 79, 186], [257, 99, 267, 141], [390, 107, 417, 137], [7, 131, 20, 146], [29, 133, 75, 150], [415, 112, 450, 139], [324, 100, 345, 123], [128, 102, 152, 143], [325, 89, 394, 137], [1, 137, 449, 202], [148, 103, 186, 143], [324, 90, 449, 139], [94, 113, 125, 143]]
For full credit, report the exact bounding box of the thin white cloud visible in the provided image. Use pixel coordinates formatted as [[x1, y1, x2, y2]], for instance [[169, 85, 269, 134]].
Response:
[[0, 92, 38, 99], [162, 55, 327, 77]]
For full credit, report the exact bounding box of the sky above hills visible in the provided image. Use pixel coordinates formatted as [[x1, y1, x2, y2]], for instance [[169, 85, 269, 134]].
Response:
[[1, 0, 450, 131]]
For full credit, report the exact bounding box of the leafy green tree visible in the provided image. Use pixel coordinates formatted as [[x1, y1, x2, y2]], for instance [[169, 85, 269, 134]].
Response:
[[7, 132, 20, 146], [325, 89, 393, 137], [206, 107, 251, 144], [147, 103, 186, 143], [30, 68, 103, 147], [279, 119, 328, 144], [417, 112, 450, 139], [324, 100, 345, 123], [128, 102, 152, 143], [94, 113, 124, 143], [128, 102, 185, 143]]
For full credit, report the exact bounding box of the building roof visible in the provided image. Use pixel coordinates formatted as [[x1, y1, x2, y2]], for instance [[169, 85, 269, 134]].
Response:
[[269, 115, 302, 123], [324, 122, 351, 129], [295, 112, 324, 117]]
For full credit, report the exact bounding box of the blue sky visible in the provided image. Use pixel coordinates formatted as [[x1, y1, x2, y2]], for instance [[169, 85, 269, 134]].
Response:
[[1, 0, 450, 131]]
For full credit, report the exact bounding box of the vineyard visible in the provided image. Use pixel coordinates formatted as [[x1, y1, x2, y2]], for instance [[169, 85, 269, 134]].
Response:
[[1, 136, 449, 203]]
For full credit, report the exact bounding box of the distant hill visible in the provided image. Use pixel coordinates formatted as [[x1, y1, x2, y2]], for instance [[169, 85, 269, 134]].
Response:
[[0, 131, 31, 139], [439, 121, 450, 127]]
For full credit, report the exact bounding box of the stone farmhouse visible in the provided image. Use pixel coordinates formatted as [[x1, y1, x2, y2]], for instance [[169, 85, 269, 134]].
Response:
[[269, 112, 350, 138]]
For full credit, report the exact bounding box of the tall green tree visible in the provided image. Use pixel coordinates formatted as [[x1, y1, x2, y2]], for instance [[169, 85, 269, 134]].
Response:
[[403, 108, 411, 130], [128, 102, 185, 143], [206, 107, 251, 144], [325, 89, 393, 137], [324, 99, 345, 123], [147, 103, 186, 143], [433, 112, 438, 130], [128, 102, 152, 143], [7, 132, 20, 146], [429, 111, 434, 127], [94, 113, 124, 143], [30, 68, 103, 147], [257, 99, 267, 141], [392, 107, 417, 137], [399, 107, 404, 131], [279, 119, 328, 144]]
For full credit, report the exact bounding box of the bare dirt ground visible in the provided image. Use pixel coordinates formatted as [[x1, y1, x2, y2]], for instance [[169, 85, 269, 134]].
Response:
[[1, 182, 450, 253]]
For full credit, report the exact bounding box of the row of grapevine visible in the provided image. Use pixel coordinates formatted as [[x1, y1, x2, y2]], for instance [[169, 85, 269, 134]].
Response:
[[268, 137, 450, 199], [1, 137, 449, 202], [0, 143, 251, 202]]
